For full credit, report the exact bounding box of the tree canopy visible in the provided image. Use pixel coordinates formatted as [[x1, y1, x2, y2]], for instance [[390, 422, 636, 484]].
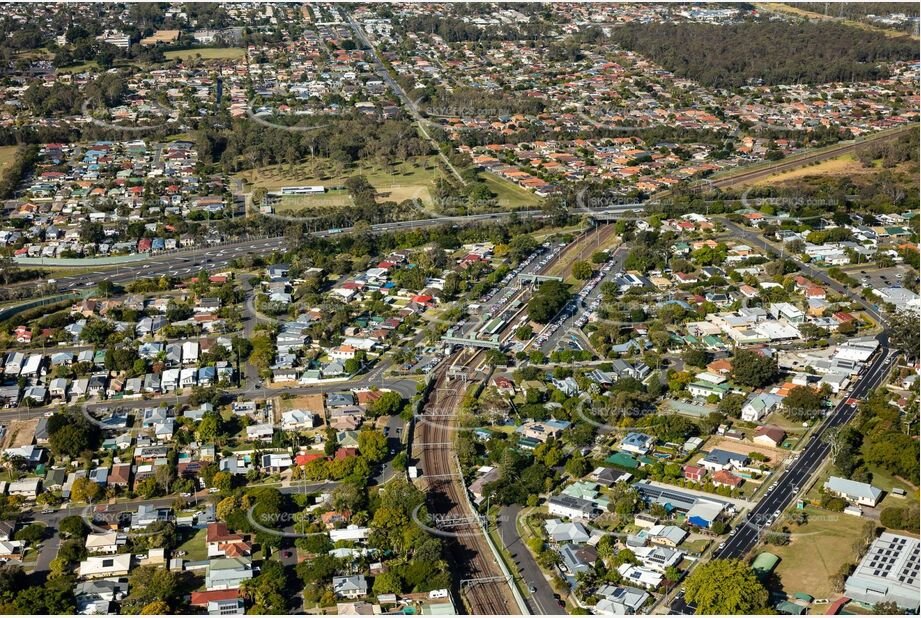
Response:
[[683, 559, 770, 614], [610, 21, 918, 88], [731, 349, 778, 388]]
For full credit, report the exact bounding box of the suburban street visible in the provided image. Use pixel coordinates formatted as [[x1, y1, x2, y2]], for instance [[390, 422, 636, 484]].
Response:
[[669, 334, 896, 614], [718, 218, 888, 325], [498, 505, 566, 615]]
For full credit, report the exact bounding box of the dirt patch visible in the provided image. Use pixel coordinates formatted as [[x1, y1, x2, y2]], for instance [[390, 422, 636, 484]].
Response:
[[2, 419, 38, 449], [705, 436, 785, 466]]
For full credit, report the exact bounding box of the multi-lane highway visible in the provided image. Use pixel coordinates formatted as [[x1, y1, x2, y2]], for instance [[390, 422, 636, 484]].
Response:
[[34, 208, 645, 296], [670, 334, 895, 614]]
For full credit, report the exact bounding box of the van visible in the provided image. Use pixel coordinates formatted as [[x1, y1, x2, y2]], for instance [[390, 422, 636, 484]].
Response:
[[429, 589, 448, 599]]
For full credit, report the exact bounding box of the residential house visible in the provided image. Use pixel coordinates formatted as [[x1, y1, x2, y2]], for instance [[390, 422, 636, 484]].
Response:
[[824, 476, 883, 507], [332, 575, 368, 599], [78, 554, 132, 579], [85, 532, 125, 555], [205, 557, 253, 591]]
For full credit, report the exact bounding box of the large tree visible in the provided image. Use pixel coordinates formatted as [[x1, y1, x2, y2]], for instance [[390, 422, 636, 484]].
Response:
[[121, 567, 182, 614], [783, 386, 825, 422], [683, 559, 770, 614], [357, 430, 388, 463], [240, 560, 288, 613], [731, 349, 778, 388], [369, 391, 404, 417], [889, 311, 920, 360]]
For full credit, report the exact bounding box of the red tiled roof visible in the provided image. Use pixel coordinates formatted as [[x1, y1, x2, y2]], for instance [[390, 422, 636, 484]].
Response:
[[207, 522, 243, 544], [190, 590, 240, 606], [295, 453, 324, 466]]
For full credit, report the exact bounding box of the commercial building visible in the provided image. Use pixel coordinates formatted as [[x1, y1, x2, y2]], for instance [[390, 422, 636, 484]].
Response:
[[845, 532, 919, 611]]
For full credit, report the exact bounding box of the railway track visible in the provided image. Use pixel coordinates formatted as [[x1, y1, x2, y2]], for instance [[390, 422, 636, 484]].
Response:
[[413, 229, 606, 614], [705, 125, 915, 189], [418, 367, 513, 615]]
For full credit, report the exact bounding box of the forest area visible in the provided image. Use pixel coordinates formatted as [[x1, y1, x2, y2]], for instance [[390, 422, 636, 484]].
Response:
[[609, 20, 919, 87]]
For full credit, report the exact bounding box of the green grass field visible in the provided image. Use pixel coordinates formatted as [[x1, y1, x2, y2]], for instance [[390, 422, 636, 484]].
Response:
[[272, 189, 353, 212], [57, 60, 100, 74], [164, 47, 246, 61], [176, 527, 209, 561], [237, 156, 542, 212], [482, 172, 542, 209], [0, 145, 19, 175], [237, 156, 441, 206], [767, 506, 867, 602]]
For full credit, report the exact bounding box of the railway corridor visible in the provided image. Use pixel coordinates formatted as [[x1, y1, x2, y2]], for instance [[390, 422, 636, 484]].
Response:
[[410, 227, 613, 614], [415, 363, 518, 615]]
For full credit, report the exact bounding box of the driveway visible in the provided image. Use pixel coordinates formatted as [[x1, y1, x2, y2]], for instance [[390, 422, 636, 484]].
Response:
[[31, 527, 60, 573]]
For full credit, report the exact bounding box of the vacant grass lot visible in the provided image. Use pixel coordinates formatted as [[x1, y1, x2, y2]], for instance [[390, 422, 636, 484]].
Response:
[[237, 157, 441, 206], [482, 172, 542, 209], [176, 528, 209, 561], [865, 464, 920, 514], [238, 157, 540, 211], [750, 154, 864, 187], [0, 145, 18, 175], [164, 47, 246, 61], [273, 189, 353, 212], [766, 506, 867, 603]]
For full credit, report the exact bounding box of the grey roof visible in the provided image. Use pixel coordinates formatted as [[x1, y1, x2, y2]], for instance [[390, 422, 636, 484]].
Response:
[[595, 585, 650, 614], [548, 494, 597, 516], [702, 449, 749, 466], [845, 532, 919, 611], [825, 476, 883, 503], [633, 480, 731, 514], [332, 574, 367, 594], [545, 519, 591, 544], [559, 543, 592, 575]]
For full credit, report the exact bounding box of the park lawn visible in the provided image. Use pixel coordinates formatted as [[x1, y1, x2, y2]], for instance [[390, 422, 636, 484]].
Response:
[[236, 156, 441, 206], [766, 506, 867, 602], [176, 528, 209, 561], [57, 60, 100, 73], [482, 172, 541, 209], [164, 47, 246, 61], [0, 145, 19, 175]]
